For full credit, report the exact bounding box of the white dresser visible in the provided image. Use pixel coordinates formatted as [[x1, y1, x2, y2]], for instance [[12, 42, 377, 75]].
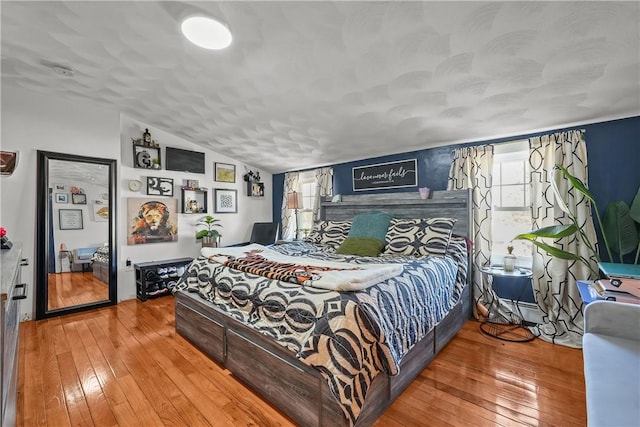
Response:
[[1, 244, 25, 427]]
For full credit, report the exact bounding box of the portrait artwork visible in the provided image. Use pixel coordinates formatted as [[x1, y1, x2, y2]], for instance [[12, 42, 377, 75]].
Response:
[[127, 197, 178, 245]]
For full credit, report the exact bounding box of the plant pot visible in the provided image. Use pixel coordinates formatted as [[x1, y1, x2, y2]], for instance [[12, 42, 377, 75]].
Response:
[[201, 236, 218, 248]]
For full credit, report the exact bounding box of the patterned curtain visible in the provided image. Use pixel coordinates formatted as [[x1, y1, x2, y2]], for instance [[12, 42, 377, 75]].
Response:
[[281, 172, 300, 241], [528, 130, 597, 348], [448, 146, 510, 320], [313, 167, 333, 222]]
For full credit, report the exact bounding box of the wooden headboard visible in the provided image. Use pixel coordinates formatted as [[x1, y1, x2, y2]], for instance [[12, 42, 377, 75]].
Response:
[[320, 189, 472, 238]]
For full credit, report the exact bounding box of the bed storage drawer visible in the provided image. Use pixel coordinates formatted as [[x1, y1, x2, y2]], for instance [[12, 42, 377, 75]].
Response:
[[226, 329, 321, 427], [434, 299, 464, 353], [175, 301, 225, 363]]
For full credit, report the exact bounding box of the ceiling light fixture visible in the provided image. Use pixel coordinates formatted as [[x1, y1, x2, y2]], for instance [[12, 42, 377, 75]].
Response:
[[181, 16, 232, 50]]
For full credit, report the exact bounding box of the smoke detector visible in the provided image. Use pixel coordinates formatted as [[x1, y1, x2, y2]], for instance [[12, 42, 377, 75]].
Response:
[[40, 60, 75, 77]]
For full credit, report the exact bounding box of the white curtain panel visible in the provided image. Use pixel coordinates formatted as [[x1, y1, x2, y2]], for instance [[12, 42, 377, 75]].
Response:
[[313, 167, 333, 222], [281, 172, 300, 241], [448, 145, 513, 321], [528, 129, 597, 348]]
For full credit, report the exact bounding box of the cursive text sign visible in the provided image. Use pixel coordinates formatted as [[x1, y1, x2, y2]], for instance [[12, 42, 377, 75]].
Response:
[[352, 159, 417, 191]]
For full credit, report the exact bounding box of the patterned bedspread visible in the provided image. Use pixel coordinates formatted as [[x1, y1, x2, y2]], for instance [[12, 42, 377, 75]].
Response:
[[173, 239, 468, 425]]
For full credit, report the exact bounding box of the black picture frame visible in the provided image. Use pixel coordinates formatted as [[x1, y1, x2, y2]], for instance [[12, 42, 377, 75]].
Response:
[[146, 177, 174, 197], [71, 193, 87, 204], [215, 162, 236, 183], [55, 193, 69, 203], [214, 189, 237, 213], [59, 209, 83, 230], [133, 143, 161, 169], [352, 159, 417, 191]]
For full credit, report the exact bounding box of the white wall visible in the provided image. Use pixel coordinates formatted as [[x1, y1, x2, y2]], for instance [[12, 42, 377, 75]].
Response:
[[1, 85, 272, 320]]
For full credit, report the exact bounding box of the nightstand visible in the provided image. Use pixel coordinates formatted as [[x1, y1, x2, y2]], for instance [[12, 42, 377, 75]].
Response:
[[479, 265, 535, 342]]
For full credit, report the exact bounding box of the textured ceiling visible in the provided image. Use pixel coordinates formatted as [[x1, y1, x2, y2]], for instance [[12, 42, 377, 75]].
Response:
[[2, 1, 639, 173]]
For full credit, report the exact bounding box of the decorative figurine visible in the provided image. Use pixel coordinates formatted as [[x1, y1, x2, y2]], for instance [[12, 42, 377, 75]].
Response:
[[143, 128, 152, 145]]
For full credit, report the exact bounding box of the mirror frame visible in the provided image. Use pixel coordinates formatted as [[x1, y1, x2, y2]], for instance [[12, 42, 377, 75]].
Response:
[[36, 150, 118, 319]]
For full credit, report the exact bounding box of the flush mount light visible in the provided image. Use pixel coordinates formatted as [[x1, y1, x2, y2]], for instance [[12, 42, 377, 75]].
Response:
[[181, 16, 232, 50]]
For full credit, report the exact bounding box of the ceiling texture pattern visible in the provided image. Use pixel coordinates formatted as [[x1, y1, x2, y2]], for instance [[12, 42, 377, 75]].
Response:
[[2, 1, 638, 173]]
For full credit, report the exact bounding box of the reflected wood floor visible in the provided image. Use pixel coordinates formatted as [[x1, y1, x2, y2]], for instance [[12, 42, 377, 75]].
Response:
[[48, 272, 109, 310], [17, 297, 587, 426]]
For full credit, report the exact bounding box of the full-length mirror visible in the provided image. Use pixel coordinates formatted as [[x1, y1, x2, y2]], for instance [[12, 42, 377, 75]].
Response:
[[36, 151, 117, 319]]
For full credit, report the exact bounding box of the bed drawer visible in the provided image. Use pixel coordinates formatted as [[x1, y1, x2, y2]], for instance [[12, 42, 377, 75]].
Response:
[[175, 301, 225, 363], [226, 329, 321, 427], [434, 300, 464, 354]]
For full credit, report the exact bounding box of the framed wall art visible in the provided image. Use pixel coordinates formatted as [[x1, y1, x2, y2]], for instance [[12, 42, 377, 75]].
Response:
[[352, 159, 417, 191], [92, 203, 109, 222], [214, 189, 237, 213], [146, 176, 174, 196], [71, 193, 87, 204], [215, 162, 236, 183], [55, 193, 69, 204], [59, 209, 83, 230], [126, 197, 178, 245]]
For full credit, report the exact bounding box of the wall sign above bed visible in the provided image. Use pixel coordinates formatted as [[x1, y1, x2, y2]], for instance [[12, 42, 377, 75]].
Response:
[[352, 158, 417, 191]]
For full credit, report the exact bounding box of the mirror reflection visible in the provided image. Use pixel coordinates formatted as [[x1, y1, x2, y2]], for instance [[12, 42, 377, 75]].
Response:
[[37, 151, 117, 319], [48, 159, 110, 310]]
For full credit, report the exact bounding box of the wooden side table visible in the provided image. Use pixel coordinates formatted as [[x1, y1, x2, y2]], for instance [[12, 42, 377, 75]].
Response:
[[479, 266, 535, 342]]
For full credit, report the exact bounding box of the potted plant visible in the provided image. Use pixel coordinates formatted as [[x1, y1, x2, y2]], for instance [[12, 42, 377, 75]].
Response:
[[515, 165, 640, 277], [196, 215, 222, 247]]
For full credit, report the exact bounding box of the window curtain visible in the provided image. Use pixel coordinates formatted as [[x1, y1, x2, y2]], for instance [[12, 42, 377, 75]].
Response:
[[281, 172, 300, 241], [528, 129, 597, 348], [448, 146, 513, 321], [312, 167, 333, 222]]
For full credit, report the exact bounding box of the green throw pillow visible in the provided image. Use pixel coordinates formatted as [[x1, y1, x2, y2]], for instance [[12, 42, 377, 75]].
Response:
[[336, 237, 385, 257], [348, 211, 393, 242]]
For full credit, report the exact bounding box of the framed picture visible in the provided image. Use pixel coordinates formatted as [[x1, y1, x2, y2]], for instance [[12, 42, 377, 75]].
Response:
[[55, 193, 69, 203], [71, 193, 87, 204], [92, 203, 109, 222], [59, 209, 83, 230], [146, 177, 174, 196], [126, 197, 179, 245], [214, 189, 237, 213], [215, 162, 236, 183], [0, 151, 18, 176], [133, 143, 161, 169], [352, 159, 417, 191]]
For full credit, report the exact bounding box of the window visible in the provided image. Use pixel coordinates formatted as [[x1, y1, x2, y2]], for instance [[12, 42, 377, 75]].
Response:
[[297, 172, 317, 238], [491, 140, 532, 267]]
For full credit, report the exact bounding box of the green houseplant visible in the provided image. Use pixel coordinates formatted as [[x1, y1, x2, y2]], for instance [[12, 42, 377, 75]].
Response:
[[196, 215, 222, 247], [514, 165, 640, 277]]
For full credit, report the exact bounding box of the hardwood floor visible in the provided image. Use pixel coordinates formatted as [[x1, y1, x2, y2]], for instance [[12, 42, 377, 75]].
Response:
[[17, 296, 587, 426], [48, 272, 109, 310]]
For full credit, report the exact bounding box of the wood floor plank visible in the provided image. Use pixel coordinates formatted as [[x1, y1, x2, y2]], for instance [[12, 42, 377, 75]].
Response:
[[61, 322, 118, 427], [37, 322, 72, 427], [18, 296, 588, 427]]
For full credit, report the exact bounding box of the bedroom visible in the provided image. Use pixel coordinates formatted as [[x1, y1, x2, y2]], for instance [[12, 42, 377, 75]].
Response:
[[1, 1, 639, 426]]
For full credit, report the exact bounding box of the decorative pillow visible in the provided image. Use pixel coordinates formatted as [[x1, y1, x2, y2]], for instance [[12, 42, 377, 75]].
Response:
[[383, 217, 457, 257], [307, 220, 352, 248], [336, 237, 385, 257], [348, 211, 393, 243]]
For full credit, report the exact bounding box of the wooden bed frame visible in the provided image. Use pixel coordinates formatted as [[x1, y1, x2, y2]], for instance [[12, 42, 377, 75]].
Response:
[[174, 189, 473, 426]]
